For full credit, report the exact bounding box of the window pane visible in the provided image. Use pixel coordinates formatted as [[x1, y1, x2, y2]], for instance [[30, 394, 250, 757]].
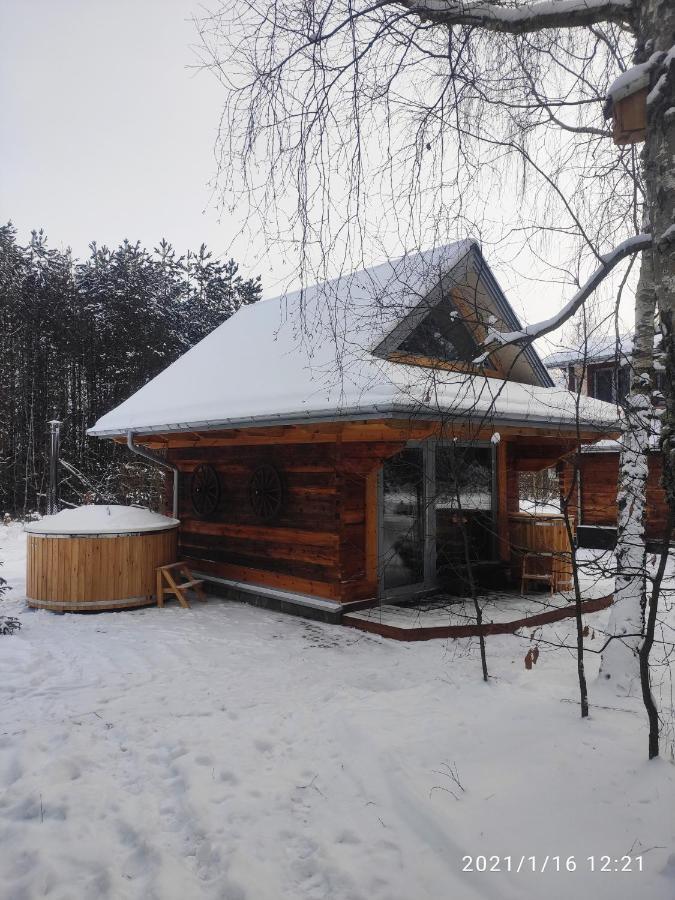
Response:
[[382, 448, 425, 589], [435, 445, 494, 578], [618, 365, 630, 401], [398, 298, 480, 364], [592, 367, 614, 402]]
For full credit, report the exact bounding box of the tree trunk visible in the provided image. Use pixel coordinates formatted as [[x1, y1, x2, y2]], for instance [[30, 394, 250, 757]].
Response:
[[561, 460, 590, 717], [599, 255, 653, 690], [600, 0, 675, 696], [641, 1, 675, 521], [639, 514, 673, 759]]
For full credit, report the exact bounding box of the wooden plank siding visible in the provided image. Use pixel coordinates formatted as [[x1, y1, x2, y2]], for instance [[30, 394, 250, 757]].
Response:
[[168, 439, 404, 602], [560, 451, 668, 541], [26, 528, 177, 611]]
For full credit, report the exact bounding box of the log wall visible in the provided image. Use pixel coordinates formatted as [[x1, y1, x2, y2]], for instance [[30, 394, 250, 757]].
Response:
[[168, 441, 402, 602], [561, 451, 668, 540]]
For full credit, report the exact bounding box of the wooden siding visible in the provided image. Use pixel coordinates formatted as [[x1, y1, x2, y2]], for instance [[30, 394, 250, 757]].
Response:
[[169, 440, 403, 602], [561, 451, 668, 541]]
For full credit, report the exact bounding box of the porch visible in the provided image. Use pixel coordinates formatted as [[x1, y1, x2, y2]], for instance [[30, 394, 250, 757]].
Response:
[[343, 582, 613, 641]]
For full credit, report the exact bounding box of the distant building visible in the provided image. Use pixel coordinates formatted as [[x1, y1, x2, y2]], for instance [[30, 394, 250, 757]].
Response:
[[544, 333, 666, 404], [544, 336, 668, 546]]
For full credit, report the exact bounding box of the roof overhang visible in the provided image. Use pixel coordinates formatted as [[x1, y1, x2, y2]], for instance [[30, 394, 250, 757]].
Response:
[[94, 402, 618, 443]]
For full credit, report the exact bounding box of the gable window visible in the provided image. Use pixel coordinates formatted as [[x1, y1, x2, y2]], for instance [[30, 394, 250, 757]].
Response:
[[397, 297, 480, 365]]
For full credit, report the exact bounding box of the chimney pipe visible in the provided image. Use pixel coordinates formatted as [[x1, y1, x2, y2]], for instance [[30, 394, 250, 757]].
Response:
[[46, 419, 62, 515]]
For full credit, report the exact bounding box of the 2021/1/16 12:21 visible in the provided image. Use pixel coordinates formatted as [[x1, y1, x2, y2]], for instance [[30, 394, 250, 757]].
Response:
[[461, 855, 644, 872]]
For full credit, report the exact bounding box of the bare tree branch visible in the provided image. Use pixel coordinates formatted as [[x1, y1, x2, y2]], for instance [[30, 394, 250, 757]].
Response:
[[480, 232, 652, 351], [400, 0, 635, 33]]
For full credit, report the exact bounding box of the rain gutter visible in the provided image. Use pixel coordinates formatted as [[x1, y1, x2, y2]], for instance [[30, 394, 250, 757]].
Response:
[[91, 403, 619, 441]]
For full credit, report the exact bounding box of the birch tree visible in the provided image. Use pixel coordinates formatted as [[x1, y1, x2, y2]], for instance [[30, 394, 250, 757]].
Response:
[[198, 1, 674, 698]]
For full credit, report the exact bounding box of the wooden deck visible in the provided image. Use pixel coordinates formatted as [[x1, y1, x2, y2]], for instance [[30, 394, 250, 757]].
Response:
[[343, 589, 613, 641]]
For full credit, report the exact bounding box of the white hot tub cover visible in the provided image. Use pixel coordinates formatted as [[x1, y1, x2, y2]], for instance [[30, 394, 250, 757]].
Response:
[[24, 505, 180, 536]]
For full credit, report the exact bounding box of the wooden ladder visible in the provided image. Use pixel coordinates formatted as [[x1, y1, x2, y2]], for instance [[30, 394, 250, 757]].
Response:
[[156, 562, 206, 608]]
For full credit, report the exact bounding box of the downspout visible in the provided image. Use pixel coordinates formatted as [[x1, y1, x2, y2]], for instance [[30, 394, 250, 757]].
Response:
[[127, 431, 179, 519]]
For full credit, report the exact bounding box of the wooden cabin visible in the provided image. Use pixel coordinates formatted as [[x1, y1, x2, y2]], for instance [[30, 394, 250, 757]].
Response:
[[89, 241, 619, 619]]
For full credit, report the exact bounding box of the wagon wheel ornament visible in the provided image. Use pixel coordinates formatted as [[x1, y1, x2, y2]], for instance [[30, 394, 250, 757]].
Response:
[[190, 464, 221, 517], [249, 464, 284, 521]]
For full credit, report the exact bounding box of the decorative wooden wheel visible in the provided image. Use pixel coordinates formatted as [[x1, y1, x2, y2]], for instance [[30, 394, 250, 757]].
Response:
[[190, 464, 221, 517], [249, 464, 284, 521]]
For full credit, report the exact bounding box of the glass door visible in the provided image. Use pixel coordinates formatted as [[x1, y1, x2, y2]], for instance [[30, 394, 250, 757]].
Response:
[[435, 444, 495, 583], [381, 448, 426, 590], [379, 441, 496, 596]]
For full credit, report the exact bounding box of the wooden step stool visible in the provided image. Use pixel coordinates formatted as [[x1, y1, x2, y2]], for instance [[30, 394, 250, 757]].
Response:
[[156, 562, 206, 608], [521, 551, 556, 595]]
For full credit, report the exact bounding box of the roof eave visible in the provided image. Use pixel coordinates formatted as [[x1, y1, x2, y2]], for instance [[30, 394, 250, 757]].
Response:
[[88, 401, 618, 441]]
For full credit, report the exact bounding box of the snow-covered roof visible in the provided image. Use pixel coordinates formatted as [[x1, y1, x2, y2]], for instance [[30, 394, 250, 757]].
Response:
[[89, 241, 618, 438], [24, 505, 179, 535], [582, 412, 661, 453], [544, 328, 664, 369], [544, 334, 632, 368]]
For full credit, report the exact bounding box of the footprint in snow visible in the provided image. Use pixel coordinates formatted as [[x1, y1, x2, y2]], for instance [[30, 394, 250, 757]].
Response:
[[335, 829, 361, 845], [194, 754, 213, 766], [218, 770, 239, 785], [254, 739, 273, 755]]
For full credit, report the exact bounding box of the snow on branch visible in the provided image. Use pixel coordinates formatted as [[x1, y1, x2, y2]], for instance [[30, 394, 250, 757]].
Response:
[[479, 233, 652, 354], [402, 0, 634, 33]]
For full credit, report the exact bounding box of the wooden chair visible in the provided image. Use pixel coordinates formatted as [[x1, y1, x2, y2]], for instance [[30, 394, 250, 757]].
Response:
[[156, 562, 206, 608]]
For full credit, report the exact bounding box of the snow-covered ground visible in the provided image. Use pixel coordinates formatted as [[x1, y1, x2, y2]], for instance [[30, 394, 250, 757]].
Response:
[[1, 521, 674, 900]]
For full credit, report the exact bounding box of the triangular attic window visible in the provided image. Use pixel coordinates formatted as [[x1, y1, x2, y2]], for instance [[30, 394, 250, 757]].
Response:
[[393, 295, 481, 365]]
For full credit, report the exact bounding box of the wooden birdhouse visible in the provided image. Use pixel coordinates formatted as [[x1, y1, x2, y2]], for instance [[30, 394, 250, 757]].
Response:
[[605, 68, 649, 146]]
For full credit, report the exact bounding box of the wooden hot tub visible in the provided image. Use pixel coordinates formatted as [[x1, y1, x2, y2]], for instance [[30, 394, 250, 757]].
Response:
[[25, 505, 179, 612]]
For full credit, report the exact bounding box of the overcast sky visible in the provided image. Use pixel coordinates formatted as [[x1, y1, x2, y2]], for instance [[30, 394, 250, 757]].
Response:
[[0, 1, 279, 274], [1, 0, 633, 341]]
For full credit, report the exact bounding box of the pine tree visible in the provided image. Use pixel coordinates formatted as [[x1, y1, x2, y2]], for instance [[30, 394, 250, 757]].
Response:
[[0, 223, 262, 515]]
